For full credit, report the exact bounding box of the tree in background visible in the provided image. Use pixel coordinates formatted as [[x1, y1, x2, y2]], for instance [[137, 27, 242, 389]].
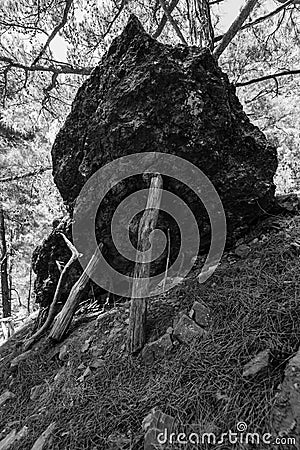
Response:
[[0, 123, 64, 320]]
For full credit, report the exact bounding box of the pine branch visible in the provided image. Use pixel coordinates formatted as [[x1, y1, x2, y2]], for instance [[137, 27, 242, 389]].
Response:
[[32, 0, 73, 66], [0, 58, 91, 76], [152, 0, 180, 39], [157, 0, 188, 45], [214, 0, 295, 43]]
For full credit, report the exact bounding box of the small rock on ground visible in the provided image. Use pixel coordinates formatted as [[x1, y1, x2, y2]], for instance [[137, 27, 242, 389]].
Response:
[[242, 349, 270, 378], [189, 301, 210, 328]]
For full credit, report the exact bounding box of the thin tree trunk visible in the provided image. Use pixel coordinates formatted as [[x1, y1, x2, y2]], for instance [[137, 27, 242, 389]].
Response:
[[0, 207, 11, 318], [127, 174, 163, 354]]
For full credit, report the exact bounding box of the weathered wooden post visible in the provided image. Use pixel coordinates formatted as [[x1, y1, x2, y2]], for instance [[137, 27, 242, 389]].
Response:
[[127, 173, 163, 354]]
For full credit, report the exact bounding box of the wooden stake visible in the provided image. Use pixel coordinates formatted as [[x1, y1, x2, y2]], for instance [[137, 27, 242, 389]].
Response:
[[49, 246, 102, 341], [127, 174, 163, 354]]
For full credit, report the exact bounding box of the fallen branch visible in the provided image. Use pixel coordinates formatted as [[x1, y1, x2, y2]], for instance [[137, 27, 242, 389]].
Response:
[[49, 245, 102, 341], [31, 422, 56, 450], [23, 234, 80, 350], [127, 174, 163, 354], [214, 0, 259, 59]]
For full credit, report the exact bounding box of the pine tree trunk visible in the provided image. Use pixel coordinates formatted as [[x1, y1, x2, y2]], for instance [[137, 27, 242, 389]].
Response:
[[0, 207, 11, 318], [194, 0, 214, 50]]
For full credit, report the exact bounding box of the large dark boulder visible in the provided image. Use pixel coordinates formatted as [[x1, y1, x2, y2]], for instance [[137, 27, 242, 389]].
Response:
[[33, 15, 278, 306]]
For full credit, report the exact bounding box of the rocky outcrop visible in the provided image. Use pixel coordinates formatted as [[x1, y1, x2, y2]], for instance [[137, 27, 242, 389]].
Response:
[[33, 15, 278, 307]]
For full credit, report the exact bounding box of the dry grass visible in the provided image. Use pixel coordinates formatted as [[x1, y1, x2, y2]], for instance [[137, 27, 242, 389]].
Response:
[[0, 215, 300, 449]]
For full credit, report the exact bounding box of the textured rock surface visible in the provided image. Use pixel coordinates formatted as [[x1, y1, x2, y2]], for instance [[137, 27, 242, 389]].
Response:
[[34, 15, 278, 306]]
